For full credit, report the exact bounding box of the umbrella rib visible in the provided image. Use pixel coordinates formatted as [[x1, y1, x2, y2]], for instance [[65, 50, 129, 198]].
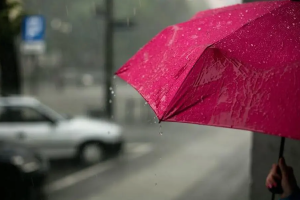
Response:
[[162, 44, 213, 121], [162, 1, 290, 121]]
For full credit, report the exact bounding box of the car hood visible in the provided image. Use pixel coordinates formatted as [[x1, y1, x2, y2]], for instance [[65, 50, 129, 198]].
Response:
[[65, 116, 122, 136]]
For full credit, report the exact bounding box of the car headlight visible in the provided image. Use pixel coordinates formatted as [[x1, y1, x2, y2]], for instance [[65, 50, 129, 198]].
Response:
[[11, 156, 40, 173]]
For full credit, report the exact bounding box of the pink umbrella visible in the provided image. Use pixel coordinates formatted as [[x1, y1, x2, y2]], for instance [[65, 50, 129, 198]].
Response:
[[116, 0, 300, 198]]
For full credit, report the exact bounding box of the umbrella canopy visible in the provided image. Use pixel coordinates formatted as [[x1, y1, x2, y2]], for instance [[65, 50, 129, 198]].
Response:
[[116, 0, 300, 140]]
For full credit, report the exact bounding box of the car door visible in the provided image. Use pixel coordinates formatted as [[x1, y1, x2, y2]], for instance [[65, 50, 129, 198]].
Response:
[[0, 106, 62, 158]]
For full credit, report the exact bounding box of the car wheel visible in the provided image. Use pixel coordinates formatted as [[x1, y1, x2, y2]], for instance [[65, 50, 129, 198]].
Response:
[[79, 142, 104, 165]]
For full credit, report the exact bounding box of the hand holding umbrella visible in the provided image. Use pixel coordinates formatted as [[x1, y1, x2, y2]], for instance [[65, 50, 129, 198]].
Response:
[[266, 158, 300, 199]]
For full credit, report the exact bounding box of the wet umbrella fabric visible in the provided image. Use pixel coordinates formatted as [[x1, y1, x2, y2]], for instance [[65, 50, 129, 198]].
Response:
[[116, 1, 300, 198], [116, 0, 300, 141]]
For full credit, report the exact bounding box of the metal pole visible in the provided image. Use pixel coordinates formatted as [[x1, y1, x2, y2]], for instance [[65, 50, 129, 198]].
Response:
[[104, 0, 114, 118]]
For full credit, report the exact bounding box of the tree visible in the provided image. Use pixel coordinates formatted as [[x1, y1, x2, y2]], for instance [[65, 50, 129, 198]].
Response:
[[0, 0, 25, 95]]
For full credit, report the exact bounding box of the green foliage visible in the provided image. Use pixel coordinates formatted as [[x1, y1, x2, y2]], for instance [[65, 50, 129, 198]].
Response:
[[0, 0, 26, 43]]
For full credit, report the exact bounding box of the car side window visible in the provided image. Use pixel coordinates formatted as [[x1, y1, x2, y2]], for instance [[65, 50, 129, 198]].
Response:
[[0, 106, 50, 123]]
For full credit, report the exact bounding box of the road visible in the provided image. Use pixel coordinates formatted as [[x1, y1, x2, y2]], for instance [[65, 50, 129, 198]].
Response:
[[45, 123, 251, 200], [22, 84, 251, 200]]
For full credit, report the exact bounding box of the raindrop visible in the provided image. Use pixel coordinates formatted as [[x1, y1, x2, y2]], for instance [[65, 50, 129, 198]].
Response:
[[287, 26, 290, 29], [198, 27, 201, 31], [155, 183, 158, 186], [145, 102, 148, 105], [250, 44, 254, 47], [109, 100, 112, 103], [245, 10, 248, 13], [159, 124, 163, 136], [65, 5, 69, 16], [111, 91, 115, 94], [109, 87, 113, 90], [113, 75, 116, 79]]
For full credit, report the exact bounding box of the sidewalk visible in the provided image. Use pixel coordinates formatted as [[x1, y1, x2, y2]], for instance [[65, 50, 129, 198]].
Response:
[[86, 127, 251, 200]]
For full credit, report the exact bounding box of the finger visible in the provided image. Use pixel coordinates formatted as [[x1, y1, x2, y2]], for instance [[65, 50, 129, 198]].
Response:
[[270, 164, 278, 175], [269, 164, 281, 179], [279, 157, 288, 175], [271, 173, 281, 180], [267, 173, 281, 182], [266, 177, 278, 188], [266, 173, 281, 187]]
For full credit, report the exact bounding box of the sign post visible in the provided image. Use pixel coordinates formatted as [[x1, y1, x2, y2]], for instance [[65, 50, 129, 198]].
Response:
[[21, 15, 46, 94], [21, 15, 46, 55]]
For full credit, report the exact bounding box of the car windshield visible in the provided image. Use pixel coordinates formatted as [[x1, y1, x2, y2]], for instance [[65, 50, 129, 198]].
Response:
[[37, 103, 67, 121]]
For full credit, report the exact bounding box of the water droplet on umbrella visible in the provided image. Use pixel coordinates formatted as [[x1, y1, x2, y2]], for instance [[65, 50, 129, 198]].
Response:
[[198, 27, 201, 31]]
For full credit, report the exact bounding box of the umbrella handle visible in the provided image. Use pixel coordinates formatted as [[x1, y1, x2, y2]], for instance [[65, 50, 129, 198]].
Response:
[[269, 137, 286, 200]]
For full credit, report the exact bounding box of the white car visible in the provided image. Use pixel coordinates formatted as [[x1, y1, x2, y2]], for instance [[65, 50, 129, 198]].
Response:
[[0, 97, 123, 165]]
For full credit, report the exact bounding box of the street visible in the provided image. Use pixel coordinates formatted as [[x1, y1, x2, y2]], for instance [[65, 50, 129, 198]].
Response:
[[21, 84, 252, 200], [44, 123, 251, 200]]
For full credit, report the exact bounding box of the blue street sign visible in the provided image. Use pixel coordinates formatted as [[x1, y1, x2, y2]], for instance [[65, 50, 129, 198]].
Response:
[[22, 15, 46, 42]]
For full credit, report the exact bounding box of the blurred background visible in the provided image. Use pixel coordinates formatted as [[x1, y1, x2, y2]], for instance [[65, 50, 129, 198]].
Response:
[[0, 1, 254, 200]]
